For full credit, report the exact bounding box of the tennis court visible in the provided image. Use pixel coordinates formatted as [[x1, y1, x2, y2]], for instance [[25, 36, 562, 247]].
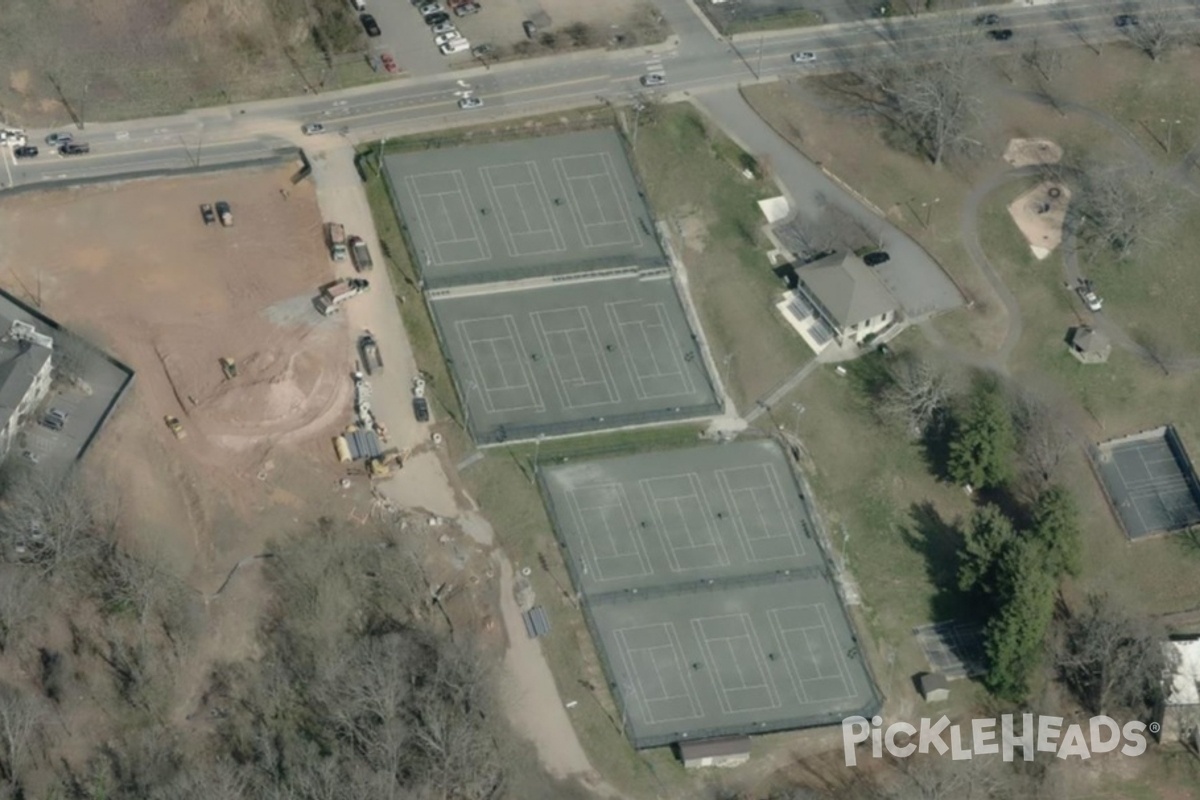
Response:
[[1093, 425, 1200, 540], [540, 440, 881, 748], [430, 272, 721, 444], [384, 130, 665, 287]]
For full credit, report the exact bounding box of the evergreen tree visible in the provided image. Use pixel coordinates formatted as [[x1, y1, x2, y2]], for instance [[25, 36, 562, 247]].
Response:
[[957, 504, 1016, 599], [1029, 485, 1082, 579], [947, 381, 1015, 490], [983, 539, 1057, 700]]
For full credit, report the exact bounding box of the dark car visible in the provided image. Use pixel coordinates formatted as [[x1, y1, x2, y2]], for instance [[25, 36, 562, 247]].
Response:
[[425, 11, 450, 26], [522, 19, 537, 38], [200, 203, 216, 224], [987, 28, 1013, 41], [59, 142, 90, 155], [360, 13, 382, 36], [1114, 14, 1138, 27], [412, 396, 430, 423], [863, 251, 891, 267], [13, 145, 38, 158], [974, 13, 999, 25]]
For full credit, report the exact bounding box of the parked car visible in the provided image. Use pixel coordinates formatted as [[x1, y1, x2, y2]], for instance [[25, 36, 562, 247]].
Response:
[[425, 11, 450, 26], [360, 13, 382, 36], [987, 29, 1014, 41], [419, 3, 444, 16], [59, 142, 90, 155], [458, 96, 484, 110], [522, 19, 537, 38], [454, 2, 481, 16], [351, 0, 366, 10], [412, 396, 430, 423], [434, 31, 464, 46], [791, 51, 817, 63], [200, 203, 216, 224], [302, 122, 326, 135], [974, 13, 1000, 25], [431, 21, 457, 35], [1078, 283, 1103, 311], [41, 413, 64, 431], [1, 130, 26, 147], [21, 451, 39, 464], [440, 38, 470, 54], [1114, 13, 1138, 27], [13, 145, 38, 158], [640, 73, 666, 87], [863, 251, 891, 267], [45, 132, 73, 146], [380, 53, 399, 73]]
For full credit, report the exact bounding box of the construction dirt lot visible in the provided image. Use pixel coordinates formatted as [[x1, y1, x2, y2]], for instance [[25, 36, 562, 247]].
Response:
[[0, 167, 489, 610]]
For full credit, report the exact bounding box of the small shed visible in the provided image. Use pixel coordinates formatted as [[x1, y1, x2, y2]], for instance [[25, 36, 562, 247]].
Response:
[[677, 736, 752, 769], [1068, 326, 1111, 364], [917, 672, 951, 703]]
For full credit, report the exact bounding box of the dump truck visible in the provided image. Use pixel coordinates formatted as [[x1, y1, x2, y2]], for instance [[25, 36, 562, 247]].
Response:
[[349, 236, 374, 273], [359, 330, 383, 375], [326, 223, 348, 261], [215, 201, 233, 226], [315, 278, 370, 316]]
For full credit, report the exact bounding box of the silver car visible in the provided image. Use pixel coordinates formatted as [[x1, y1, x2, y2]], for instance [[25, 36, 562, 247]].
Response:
[[791, 51, 817, 63], [458, 96, 484, 110], [640, 73, 666, 87]]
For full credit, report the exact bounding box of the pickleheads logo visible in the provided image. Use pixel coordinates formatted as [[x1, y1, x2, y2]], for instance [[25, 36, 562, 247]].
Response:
[[842, 714, 1152, 766]]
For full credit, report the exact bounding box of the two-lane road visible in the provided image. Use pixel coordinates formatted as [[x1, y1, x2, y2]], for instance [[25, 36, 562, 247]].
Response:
[[2, 0, 1196, 189]]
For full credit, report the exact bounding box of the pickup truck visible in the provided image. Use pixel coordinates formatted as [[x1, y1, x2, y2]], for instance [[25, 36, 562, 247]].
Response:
[[327, 223, 348, 261], [359, 330, 383, 374], [349, 236, 374, 272]]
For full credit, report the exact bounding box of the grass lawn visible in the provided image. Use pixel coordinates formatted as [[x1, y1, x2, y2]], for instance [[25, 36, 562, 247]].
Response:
[[629, 104, 813, 410], [726, 9, 824, 34]]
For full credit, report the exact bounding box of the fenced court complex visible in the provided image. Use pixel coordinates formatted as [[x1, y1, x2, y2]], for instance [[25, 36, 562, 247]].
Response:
[[1091, 425, 1200, 540], [429, 272, 720, 443], [540, 440, 881, 748], [384, 131, 666, 289], [383, 128, 721, 445]]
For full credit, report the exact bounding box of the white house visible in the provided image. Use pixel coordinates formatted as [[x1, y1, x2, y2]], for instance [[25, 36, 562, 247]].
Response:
[[776, 251, 898, 355], [0, 319, 54, 460]]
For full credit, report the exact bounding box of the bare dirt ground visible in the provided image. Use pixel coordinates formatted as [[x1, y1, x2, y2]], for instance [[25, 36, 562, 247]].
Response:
[[0, 167, 353, 585], [1002, 137, 1064, 168], [1007, 180, 1071, 260]]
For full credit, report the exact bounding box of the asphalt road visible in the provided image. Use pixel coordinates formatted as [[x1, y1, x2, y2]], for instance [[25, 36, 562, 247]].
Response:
[[2, 0, 1194, 190]]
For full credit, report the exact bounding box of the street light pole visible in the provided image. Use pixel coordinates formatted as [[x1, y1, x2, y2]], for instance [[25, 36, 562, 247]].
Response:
[[1160, 118, 1182, 155]]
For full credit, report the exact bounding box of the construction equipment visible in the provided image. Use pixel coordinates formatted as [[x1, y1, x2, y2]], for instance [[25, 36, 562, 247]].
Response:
[[359, 330, 383, 374], [349, 236, 374, 273], [219, 357, 238, 379], [215, 201, 233, 227], [164, 415, 187, 439], [326, 222, 348, 261], [315, 278, 370, 316]]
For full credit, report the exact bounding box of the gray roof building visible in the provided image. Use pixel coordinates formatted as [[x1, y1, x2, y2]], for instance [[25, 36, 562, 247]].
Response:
[[798, 252, 897, 330], [0, 320, 54, 458]]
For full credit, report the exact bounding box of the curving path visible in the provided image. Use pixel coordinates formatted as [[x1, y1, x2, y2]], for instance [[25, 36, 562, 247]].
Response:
[[954, 88, 1200, 376]]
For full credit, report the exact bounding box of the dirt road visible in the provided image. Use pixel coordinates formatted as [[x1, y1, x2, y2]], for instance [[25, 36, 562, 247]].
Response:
[[306, 143, 459, 517]]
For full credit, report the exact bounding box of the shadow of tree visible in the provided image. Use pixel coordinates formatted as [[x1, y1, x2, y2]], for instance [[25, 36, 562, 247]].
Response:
[[901, 500, 977, 622]]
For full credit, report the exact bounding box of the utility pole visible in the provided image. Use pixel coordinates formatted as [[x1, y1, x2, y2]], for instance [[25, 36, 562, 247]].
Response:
[[1160, 118, 1182, 155]]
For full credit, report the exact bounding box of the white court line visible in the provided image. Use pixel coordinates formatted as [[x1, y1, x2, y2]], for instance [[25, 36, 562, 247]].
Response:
[[640, 473, 729, 573], [716, 465, 806, 562], [692, 614, 780, 715], [455, 315, 544, 414], [607, 300, 695, 401], [566, 484, 653, 584], [770, 604, 857, 703], [553, 152, 638, 249], [405, 170, 491, 266], [614, 624, 704, 725], [532, 306, 621, 410], [480, 161, 565, 258]]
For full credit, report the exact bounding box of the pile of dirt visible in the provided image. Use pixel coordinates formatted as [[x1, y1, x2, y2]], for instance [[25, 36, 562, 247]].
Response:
[[1003, 137, 1064, 167]]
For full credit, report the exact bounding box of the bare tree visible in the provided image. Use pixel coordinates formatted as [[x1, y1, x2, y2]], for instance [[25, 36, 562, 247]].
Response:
[[849, 17, 985, 166], [0, 473, 104, 578], [1122, 0, 1184, 61], [1012, 388, 1075, 491], [1072, 162, 1180, 259], [778, 194, 882, 262], [0, 568, 38, 652], [1057, 593, 1172, 717], [0, 683, 45, 784], [878, 354, 951, 438]]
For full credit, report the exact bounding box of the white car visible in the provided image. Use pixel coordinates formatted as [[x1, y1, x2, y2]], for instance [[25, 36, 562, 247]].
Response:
[[431, 21, 456, 35], [640, 73, 666, 87], [440, 38, 470, 54], [434, 31, 464, 46], [791, 51, 817, 63], [458, 96, 484, 110], [1079, 287, 1103, 311], [302, 122, 326, 135], [0, 130, 26, 147]]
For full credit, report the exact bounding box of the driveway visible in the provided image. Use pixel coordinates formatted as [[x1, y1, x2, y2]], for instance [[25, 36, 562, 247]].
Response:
[[306, 142, 459, 517], [693, 87, 964, 319]]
